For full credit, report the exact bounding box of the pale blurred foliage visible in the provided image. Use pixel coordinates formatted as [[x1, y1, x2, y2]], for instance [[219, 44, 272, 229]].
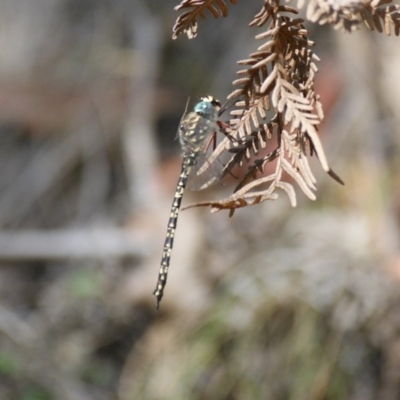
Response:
[[0, 1, 400, 400]]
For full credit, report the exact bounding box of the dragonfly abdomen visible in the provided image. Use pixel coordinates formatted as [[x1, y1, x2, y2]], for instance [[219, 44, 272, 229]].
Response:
[[153, 153, 196, 309]]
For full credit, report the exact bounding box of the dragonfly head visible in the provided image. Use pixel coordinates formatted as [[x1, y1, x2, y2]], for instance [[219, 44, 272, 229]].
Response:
[[194, 96, 221, 119]]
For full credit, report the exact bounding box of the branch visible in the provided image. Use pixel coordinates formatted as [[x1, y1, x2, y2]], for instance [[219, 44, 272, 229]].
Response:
[[0, 228, 147, 261]]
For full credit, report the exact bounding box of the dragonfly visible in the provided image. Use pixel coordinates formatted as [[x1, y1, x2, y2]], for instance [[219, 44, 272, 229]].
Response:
[[153, 95, 222, 309]]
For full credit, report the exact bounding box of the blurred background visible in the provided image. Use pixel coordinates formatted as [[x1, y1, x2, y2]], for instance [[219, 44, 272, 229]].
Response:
[[1, 0, 400, 399]]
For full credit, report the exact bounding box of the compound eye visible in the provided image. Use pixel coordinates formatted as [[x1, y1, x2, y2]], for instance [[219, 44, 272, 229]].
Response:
[[194, 101, 213, 115], [201, 102, 212, 112]]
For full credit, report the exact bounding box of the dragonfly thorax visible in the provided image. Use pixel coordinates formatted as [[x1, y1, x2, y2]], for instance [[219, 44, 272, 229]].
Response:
[[179, 96, 221, 153]]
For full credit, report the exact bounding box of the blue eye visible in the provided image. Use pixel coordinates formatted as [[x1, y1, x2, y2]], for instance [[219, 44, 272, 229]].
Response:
[[194, 101, 213, 115]]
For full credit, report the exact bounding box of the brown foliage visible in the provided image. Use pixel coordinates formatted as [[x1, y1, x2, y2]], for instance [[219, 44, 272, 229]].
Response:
[[172, 0, 238, 39], [171, 0, 399, 214], [172, 1, 354, 214]]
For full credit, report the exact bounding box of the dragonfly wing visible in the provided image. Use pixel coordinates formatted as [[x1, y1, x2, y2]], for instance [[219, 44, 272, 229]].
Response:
[[187, 151, 224, 191]]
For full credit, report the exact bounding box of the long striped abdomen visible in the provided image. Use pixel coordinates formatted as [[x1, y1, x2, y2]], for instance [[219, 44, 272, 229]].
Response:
[[153, 153, 196, 309]]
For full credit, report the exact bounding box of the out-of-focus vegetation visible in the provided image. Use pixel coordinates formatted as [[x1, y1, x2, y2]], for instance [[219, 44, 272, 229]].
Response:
[[0, 0, 400, 399]]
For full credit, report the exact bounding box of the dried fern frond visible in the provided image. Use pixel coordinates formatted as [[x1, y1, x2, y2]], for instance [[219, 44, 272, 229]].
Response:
[[361, 0, 400, 35], [186, 0, 343, 215], [170, 0, 344, 215], [172, 0, 238, 39], [303, 0, 400, 35]]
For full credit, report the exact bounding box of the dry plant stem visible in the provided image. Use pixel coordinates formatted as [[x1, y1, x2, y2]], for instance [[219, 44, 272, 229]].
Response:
[[0, 228, 147, 261]]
